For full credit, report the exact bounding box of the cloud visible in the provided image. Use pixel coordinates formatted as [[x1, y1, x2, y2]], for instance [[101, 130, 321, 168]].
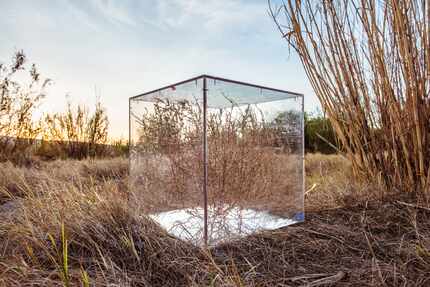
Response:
[[60, 0, 100, 32], [155, 0, 266, 33], [89, 0, 137, 26]]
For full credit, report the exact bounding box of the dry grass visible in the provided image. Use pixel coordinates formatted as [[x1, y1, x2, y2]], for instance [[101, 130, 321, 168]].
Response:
[[0, 154, 429, 286], [305, 153, 381, 210], [0, 157, 128, 205]]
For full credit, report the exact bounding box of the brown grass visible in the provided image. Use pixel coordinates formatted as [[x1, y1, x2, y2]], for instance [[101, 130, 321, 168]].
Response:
[[1, 155, 429, 286]]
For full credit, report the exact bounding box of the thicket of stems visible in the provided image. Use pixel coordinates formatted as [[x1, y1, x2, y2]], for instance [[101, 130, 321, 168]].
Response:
[[270, 0, 430, 195]]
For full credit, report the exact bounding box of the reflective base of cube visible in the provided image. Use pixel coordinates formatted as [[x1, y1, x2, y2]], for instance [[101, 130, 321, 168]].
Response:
[[149, 204, 299, 246]]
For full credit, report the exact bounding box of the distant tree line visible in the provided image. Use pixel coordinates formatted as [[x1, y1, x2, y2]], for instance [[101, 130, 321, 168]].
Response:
[[304, 112, 338, 154]]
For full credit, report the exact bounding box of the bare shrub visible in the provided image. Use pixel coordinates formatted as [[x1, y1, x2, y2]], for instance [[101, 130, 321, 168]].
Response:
[[206, 105, 302, 214], [0, 50, 113, 162], [41, 101, 109, 159], [270, 0, 430, 196], [132, 98, 302, 216], [0, 50, 51, 163]]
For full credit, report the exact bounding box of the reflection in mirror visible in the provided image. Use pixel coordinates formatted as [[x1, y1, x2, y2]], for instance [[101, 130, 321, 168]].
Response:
[[130, 75, 304, 246]]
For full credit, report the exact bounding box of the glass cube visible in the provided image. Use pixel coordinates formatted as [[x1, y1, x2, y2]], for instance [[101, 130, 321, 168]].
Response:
[[129, 75, 304, 246]]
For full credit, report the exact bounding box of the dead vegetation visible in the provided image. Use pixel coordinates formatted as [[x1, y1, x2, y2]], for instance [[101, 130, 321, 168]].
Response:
[[131, 98, 303, 218], [0, 50, 112, 164], [270, 0, 430, 195], [1, 1, 429, 284], [1, 155, 429, 286]]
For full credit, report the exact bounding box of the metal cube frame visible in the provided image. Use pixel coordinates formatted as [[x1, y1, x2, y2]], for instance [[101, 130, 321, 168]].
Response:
[[129, 75, 304, 246]]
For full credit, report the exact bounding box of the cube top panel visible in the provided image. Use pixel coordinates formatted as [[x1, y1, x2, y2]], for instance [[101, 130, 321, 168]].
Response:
[[130, 75, 303, 109]]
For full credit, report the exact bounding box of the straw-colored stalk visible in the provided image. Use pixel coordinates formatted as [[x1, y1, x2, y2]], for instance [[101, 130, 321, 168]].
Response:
[[270, 0, 430, 195]]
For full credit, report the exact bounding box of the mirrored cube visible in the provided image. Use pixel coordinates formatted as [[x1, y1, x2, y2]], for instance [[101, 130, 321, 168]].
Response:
[[130, 75, 304, 246]]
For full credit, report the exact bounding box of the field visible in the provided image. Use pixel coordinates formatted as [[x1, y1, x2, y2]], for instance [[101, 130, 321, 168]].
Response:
[[1, 1, 428, 285], [1, 154, 429, 286]]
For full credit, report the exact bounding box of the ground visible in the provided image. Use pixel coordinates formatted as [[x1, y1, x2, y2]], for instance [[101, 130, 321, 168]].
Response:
[[0, 154, 429, 286]]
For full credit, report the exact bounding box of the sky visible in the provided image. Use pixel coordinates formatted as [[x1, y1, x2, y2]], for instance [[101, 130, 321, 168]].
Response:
[[0, 0, 320, 138]]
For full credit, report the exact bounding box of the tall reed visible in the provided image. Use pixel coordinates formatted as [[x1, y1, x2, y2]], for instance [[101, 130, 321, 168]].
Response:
[[270, 0, 430, 195]]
